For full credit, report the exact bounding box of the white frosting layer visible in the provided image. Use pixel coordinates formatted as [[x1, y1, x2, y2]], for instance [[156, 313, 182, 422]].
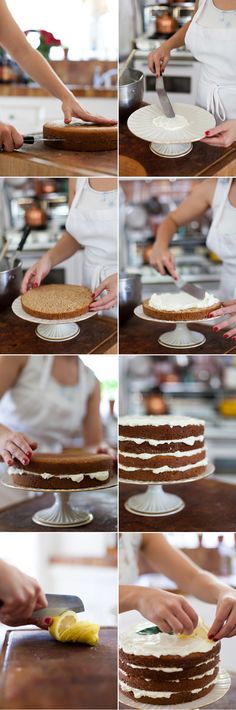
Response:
[[119, 416, 204, 428], [119, 435, 204, 446], [120, 458, 207, 474], [119, 679, 215, 700], [122, 667, 216, 682], [149, 292, 218, 312], [120, 448, 205, 460], [9, 466, 109, 482], [153, 114, 189, 132], [119, 624, 216, 658], [126, 655, 215, 672]]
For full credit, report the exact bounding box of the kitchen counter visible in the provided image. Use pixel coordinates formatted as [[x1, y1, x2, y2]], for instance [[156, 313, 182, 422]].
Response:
[[119, 115, 236, 177], [0, 627, 117, 709], [0, 84, 116, 98], [0, 137, 117, 177], [120, 674, 235, 710], [0, 308, 117, 354], [0, 488, 117, 532], [119, 315, 236, 355], [120, 478, 236, 532]]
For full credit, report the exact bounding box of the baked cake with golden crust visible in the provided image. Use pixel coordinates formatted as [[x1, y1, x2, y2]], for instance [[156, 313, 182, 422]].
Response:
[[143, 292, 221, 322], [9, 451, 112, 490], [21, 284, 92, 320], [43, 120, 117, 151]]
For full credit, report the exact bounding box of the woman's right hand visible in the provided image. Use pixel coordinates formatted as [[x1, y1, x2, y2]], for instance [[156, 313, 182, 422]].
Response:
[[21, 253, 52, 293], [149, 243, 177, 279], [137, 588, 198, 635], [0, 429, 37, 467], [0, 122, 23, 152], [0, 560, 50, 628], [148, 44, 171, 77]]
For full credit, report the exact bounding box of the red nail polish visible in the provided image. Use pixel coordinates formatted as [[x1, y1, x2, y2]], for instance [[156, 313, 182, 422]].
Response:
[[232, 336, 236, 341], [208, 634, 213, 639], [205, 130, 210, 135], [223, 333, 230, 339], [44, 617, 51, 624], [23, 458, 29, 465], [213, 326, 219, 332]]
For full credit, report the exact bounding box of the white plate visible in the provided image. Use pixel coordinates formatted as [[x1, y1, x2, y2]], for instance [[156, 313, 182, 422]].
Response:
[[134, 304, 221, 325], [128, 103, 216, 145], [12, 295, 96, 325]]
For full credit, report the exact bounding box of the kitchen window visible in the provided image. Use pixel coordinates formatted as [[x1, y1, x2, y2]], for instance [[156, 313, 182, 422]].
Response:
[[6, 0, 118, 60]]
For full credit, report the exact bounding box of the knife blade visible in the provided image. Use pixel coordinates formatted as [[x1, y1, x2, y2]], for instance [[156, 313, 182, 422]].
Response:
[[31, 594, 85, 619], [23, 135, 64, 144], [163, 266, 206, 301], [156, 75, 175, 118]]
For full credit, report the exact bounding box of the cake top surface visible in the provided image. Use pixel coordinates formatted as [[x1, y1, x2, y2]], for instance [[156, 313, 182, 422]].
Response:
[[119, 415, 204, 428], [21, 284, 92, 314], [148, 292, 219, 312], [15, 451, 112, 466], [43, 120, 116, 131], [119, 622, 217, 658]]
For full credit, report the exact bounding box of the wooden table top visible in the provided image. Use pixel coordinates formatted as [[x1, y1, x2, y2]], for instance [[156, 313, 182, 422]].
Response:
[[120, 673, 235, 710], [119, 315, 236, 355], [0, 138, 117, 177], [119, 116, 236, 178], [0, 307, 117, 354], [0, 488, 117, 532], [119, 478, 236, 532]]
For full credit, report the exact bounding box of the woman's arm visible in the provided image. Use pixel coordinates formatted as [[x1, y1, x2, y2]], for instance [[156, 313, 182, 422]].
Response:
[[89, 273, 117, 311], [0, 0, 116, 125], [0, 356, 38, 465], [119, 584, 198, 634], [0, 560, 50, 628], [149, 179, 215, 276], [201, 121, 236, 148], [210, 300, 236, 340], [148, 1, 199, 76], [82, 380, 103, 447]]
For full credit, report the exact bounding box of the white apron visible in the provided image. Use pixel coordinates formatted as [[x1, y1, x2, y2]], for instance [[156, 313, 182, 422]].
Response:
[[207, 178, 236, 299], [119, 533, 143, 585], [66, 178, 117, 292], [0, 356, 96, 460], [185, 0, 236, 122]]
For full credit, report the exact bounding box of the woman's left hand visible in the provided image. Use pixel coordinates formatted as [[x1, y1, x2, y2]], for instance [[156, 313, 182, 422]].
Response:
[[208, 590, 236, 641], [62, 95, 117, 126], [97, 444, 116, 462], [89, 274, 117, 312], [201, 120, 236, 148], [210, 299, 236, 340]]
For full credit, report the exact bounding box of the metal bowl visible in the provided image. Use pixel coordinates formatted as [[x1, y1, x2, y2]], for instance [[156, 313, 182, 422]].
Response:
[[0, 259, 22, 311], [119, 69, 144, 121]]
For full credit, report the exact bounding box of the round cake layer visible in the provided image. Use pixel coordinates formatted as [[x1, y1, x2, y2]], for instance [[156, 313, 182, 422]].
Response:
[[143, 293, 221, 322], [119, 435, 204, 454], [43, 120, 117, 152], [10, 470, 110, 490], [11, 452, 112, 475], [119, 625, 220, 661], [119, 664, 219, 692], [119, 653, 220, 682], [119, 679, 216, 705], [119, 463, 207, 482], [119, 448, 206, 469], [119, 416, 204, 441], [21, 284, 92, 320]]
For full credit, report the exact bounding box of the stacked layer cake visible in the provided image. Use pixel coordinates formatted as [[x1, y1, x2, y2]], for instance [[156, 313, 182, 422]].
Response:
[[119, 623, 220, 705], [119, 415, 207, 482], [8, 451, 112, 490]]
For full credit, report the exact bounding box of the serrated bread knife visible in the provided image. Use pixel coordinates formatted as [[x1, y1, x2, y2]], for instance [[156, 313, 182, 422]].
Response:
[[31, 594, 85, 619]]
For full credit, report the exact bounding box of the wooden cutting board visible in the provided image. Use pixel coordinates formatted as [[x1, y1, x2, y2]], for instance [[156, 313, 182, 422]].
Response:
[[0, 627, 117, 710]]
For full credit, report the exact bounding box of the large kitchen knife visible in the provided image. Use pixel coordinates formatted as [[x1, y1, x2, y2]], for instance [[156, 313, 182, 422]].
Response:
[[156, 75, 175, 118], [23, 135, 64, 145], [163, 266, 206, 301], [31, 594, 85, 619]]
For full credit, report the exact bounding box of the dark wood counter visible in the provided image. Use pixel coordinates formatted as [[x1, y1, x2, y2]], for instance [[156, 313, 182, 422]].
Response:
[[119, 118, 236, 177], [0, 308, 117, 354], [0, 137, 117, 177], [120, 674, 235, 710], [120, 478, 236, 532], [0, 488, 117, 532], [119, 315, 236, 355]]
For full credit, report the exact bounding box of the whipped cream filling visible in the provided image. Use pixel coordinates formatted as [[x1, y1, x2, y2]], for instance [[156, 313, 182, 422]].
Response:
[[121, 667, 216, 682], [126, 655, 215, 672], [119, 415, 204, 428], [119, 679, 215, 699], [119, 435, 204, 446], [119, 624, 216, 657], [9, 466, 109, 482], [120, 447, 205, 460], [153, 114, 189, 132], [149, 291, 218, 312], [120, 458, 207, 474]]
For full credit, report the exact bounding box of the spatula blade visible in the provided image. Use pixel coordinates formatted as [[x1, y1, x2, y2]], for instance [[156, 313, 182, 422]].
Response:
[[31, 594, 85, 619], [156, 76, 175, 118], [177, 279, 206, 301]]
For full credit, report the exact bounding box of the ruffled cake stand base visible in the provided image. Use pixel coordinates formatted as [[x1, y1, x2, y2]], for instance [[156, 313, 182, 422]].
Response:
[[119, 667, 230, 710], [12, 296, 96, 342], [120, 464, 214, 517], [134, 306, 222, 350], [1, 472, 116, 527]]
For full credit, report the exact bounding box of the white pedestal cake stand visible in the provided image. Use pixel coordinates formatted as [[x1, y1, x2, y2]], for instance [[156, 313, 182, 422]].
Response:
[[1, 472, 116, 527], [119, 667, 230, 710], [134, 306, 221, 350], [120, 464, 214, 517], [12, 296, 96, 342], [127, 102, 216, 158]]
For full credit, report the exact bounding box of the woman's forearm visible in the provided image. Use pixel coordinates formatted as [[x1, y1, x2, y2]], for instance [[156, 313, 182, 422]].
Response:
[[164, 22, 191, 52], [154, 216, 177, 248], [186, 568, 231, 605], [119, 585, 140, 613], [47, 232, 80, 268], [13, 44, 71, 102]]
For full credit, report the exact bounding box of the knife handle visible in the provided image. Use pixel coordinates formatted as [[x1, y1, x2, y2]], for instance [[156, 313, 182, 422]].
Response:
[[23, 135, 35, 144]]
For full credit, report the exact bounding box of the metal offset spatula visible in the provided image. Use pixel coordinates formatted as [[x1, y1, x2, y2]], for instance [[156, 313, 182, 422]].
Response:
[[31, 594, 85, 619], [163, 266, 206, 301], [156, 74, 175, 118]]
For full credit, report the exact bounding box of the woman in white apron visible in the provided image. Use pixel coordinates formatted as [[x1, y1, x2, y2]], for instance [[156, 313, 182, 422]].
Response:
[[21, 178, 117, 314], [0, 355, 103, 470], [119, 533, 236, 641], [148, 0, 236, 147], [148, 178, 236, 338]]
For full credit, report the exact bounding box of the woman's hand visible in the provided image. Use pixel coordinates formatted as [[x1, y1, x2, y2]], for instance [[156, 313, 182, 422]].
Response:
[[210, 300, 236, 340], [21, 254, 52, 293], [0, 122, 23, 152], [62, 94, 117, 126], [89, 274, 117, 312], [208, 590, 236, 641], [201, 121, 236, 148], [0, 428, 37, 467], [148, 44, 171, 77], [149, 243, 177, 279], [0, 560, 51, 628], [137, 588, 198, 634]]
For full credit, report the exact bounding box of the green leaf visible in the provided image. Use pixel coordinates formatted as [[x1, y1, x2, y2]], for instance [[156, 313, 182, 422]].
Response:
[[137, 626, 161, 635]]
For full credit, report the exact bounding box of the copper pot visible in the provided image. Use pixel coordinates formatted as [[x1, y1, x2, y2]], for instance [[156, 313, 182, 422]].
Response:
[[155, 11, 178, 34], [25, 203, 47, 229]]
